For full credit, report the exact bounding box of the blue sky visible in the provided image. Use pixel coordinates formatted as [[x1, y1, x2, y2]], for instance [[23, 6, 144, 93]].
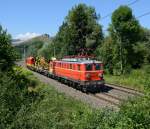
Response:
[[0, 0, 150, 39]]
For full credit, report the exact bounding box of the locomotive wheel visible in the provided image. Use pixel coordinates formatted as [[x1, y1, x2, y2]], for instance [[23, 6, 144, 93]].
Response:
[[51, 75, 54, 79], [82, 86, 87, 93], [48, 74, 51, 78], [76, 84, 81, 91], [72, 82, 76, 88], [63, 79, 66, 84], [68, 81, 72, 87], [60, 78, 63, 83], [57, 77, 60, 81], [70, 81, 74, 87], [60, 78, 64, 83], [58, 77, 62, 82]]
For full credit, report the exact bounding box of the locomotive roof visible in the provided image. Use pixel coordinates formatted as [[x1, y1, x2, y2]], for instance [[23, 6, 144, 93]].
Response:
[[55, 58, 102, 64]]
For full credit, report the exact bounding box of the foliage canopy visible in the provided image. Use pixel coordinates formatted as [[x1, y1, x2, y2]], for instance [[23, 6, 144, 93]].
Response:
[[53, 3, 103, 57], [0, 25, 18, 70]]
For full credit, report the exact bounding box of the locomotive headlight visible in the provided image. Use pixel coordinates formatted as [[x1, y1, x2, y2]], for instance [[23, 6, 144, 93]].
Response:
[[99, 73, 103, 78], [86, 73, 91, 79]]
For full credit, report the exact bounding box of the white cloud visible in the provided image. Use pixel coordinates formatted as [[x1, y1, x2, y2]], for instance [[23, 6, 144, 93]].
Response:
[[15, 32, 40, 40]]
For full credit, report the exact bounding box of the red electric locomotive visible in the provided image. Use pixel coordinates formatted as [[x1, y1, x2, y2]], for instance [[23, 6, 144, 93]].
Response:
[[50, 55, 104, 92]]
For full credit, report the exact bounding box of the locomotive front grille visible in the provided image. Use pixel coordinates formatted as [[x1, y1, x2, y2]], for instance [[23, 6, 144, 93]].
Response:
[[80, 79, 105, 86]]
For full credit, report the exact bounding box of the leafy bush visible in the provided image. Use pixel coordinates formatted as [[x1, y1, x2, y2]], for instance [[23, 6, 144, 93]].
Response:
[[0, 25, 18, 71], [0, 68, 39, 129], [116, 96, 150, 129]]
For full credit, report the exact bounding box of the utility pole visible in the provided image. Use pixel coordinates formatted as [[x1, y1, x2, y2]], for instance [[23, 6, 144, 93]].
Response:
[[53, 42, 55, 57], [23, 45, 26, 59]]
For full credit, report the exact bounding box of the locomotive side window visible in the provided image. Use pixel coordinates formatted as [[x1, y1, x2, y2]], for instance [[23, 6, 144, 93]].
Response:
[[70, 64, 72, 69], [77, 64, 80, 71], [85, 64, 92, 71], [95, 64, 100, 70]]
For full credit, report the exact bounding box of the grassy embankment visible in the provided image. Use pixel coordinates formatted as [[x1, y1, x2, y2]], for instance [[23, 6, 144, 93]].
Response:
[[105, 67, 150, 92], [1, 66, 150, 129]]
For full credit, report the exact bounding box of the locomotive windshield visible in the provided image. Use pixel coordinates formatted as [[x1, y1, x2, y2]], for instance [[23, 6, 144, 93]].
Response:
[[95, 64, 100, 70], [85, 64, 92, 71]]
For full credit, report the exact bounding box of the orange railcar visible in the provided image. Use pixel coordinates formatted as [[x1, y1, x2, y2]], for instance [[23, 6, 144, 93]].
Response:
[[26, 56, 35, 66], [25, 56, 36, 71]]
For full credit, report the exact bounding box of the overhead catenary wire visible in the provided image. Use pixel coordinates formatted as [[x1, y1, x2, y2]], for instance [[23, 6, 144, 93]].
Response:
[[101, 0, 140, 20], [136, 11, 150, 19], [103, 11, 150, 32], [127, 0, 139, 6], [101, 0, 150, 33]]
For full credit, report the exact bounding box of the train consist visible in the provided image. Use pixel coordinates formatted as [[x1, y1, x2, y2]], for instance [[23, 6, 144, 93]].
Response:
[[26, 55, 105, 92]]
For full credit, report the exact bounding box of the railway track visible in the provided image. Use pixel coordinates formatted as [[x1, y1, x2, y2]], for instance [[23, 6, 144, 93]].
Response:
[[90, 89, 142, 107], [106, 83, 144, 96], [90, 93, 120, 106], [90, 84, 143, 107]]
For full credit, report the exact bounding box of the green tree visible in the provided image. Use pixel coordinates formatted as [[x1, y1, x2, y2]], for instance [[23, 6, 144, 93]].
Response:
[[54, 4, 103, 56], [96, 36, 114, 74], [38, 41, 54, 60], [109, 6, 142, 74], [142, 28, 150, 63], [26, 40, 44, 57], [0, 25, 17, 70]]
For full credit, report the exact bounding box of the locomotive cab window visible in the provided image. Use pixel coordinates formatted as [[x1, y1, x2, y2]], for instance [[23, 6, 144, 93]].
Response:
[[95, 64, 100, 70], [85, 64, 92, 71]]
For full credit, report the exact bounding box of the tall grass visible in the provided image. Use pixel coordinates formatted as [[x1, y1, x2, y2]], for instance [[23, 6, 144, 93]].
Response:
[[105, 68, 150, 92]]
